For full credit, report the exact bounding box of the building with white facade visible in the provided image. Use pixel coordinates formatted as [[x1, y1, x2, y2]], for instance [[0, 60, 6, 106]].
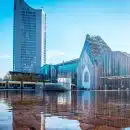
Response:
[[13, 0, 46, 73]]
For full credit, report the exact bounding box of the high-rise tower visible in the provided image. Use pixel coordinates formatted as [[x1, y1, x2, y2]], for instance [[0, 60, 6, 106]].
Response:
[[13, 0, 46, 73]]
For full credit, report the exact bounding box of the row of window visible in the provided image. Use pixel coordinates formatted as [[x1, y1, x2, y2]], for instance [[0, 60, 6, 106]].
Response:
[[102, 53, 130, 76], [21, 10, 36, 15], [21, 25, 36, 29]]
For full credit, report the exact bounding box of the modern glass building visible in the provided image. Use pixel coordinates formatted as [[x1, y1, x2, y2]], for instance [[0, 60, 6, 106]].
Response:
[[41, 59, 78, 84], [100, 51, 130, 77], [77, 35, 130, 89], [41, 34, 130, 90], [56, 59, 79, 84], [40, 64, 57, 82], [13, 0, 46, 73], [77, 34, 111, 89]]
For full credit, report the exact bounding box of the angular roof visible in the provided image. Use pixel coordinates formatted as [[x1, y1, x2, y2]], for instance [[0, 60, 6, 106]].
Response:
[[56, 58, 79, 66], [80, 34, 111, 64]]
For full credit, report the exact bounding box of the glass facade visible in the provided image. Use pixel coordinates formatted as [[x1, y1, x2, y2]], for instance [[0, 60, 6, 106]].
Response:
[[41, 34, 130, 90], [101, 51, 130, 76], [41, 59, 78, 84], [13, 0, 46, 73], [56, 59, 78, 84], [77, 35, 111, 89], [41, 64, 57, 82]]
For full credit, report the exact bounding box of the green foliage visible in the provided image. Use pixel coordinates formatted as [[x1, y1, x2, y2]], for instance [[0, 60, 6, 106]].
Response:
[[3, 72, 11, 81]]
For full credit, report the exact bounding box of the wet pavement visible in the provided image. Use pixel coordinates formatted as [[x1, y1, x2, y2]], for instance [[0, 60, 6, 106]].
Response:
[[0, 90, 130, 129]]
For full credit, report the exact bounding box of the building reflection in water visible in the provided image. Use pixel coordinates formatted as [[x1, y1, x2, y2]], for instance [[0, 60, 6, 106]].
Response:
[[1, 90, 130, 129], [0, 99, 12, 130], [71, 91, 130, 130], [42, 91, 81, 130], [44, 116, 81, 130]]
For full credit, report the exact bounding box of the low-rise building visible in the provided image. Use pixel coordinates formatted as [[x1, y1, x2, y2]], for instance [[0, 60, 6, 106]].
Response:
[[41, 34, 130, 90]]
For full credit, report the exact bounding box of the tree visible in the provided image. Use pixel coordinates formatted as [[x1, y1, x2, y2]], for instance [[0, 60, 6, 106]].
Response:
[[3, 72, 11, 81]]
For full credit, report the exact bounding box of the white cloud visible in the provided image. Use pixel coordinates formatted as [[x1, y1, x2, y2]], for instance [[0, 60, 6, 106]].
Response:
[[47, 50, 65, 64], [48, 50, 64, 58], [0, 55, 11, 60]]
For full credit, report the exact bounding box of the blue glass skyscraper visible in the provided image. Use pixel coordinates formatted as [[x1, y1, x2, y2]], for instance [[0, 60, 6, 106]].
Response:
[[13, 0, 46, 73]]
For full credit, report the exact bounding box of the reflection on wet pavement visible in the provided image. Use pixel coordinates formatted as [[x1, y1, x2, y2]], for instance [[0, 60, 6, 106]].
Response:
[[0, 100, 12, 130], [1, 90, 130, 129], [45, 115, 81, 130]]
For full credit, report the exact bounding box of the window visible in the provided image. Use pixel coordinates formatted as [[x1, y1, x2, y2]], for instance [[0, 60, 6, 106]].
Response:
[[84, 71, 89, 82]]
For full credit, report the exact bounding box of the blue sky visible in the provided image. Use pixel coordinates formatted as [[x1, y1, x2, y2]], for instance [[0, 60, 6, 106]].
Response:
[[0, 0, 130, 77]]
